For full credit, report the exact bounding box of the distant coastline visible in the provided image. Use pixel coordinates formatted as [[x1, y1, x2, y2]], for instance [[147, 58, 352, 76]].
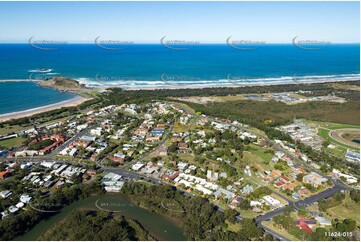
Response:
[[123, 78, 360, 91], [0, 76, 359, 122], [0, 79, 39, 83], [0, 75, 359, 90]]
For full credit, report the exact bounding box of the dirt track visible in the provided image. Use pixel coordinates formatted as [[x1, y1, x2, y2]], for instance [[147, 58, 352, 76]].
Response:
[[329, 128, 360, 149]]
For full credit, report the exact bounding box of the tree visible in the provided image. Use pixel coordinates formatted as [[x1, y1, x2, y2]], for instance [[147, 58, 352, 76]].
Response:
[[224, 208, 238, 223], [350, 190, 360, 203], [322, 141, 330, 148], [296, 173, 304, 182], [297, 206, 307, 216]]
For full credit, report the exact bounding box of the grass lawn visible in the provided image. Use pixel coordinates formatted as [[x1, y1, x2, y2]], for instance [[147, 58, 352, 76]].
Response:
[[262, 221, 299, 241], [40, 116, 73, 126], [173, 122, 189, 133], [177, 153, 194, 162], [300, 120, 360, 153], [134, 180, 154, 186], [215, 95, 246, 102], [0, 124, 33, 136], [236, 209, 259, 219], [0, 137, 27, 148], [307, 120, 359, 130], [246, 127, 267, 136], [324, 146, 347, 158], [248, 145, 274, 163], [325, 193, 360, 226], [226, 221, 241, 232], [0, 116, 74, 136], [242, 151, 263, 164]]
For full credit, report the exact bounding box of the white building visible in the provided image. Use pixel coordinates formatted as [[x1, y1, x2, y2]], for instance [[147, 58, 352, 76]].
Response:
[[20, 194, 33, 203], [250, 201, 263, 207], [69, 148, 78, 157], [263, 195, 281, 207], [90, 127, 103, 136], [132, 163, 145, 171]]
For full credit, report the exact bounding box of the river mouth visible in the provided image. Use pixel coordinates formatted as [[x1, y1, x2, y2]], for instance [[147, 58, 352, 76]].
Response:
[[14, 193, 186, 241]]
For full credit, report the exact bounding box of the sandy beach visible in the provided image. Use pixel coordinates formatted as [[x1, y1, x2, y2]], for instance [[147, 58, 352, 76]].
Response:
[[0, 79, 35, 82], [0, 77, 358, 122], [124, 78, 360, 91], [0, 95, 90, 122]]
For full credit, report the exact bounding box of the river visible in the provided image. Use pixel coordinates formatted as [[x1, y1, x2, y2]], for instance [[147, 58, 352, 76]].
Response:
[[14, 193, 186, 241]]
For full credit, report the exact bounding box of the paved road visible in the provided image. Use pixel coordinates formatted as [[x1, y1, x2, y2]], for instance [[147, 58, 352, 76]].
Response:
[[255, 184, 347, 224], [50, 124, 97, 157], [122, 121, 174, 169], [214, 119, 351, 191], [2, 102, 354, 241], [4, 145, 351, 241], [259, 224, 291, 241]]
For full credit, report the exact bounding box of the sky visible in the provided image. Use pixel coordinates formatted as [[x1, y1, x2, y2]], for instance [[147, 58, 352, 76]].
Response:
[[0, 1, 359, 43]]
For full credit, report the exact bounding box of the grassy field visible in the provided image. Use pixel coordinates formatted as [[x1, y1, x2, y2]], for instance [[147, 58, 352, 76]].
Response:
[[226, 221, 241, 232], [0, 116, 73, 136], [324, 146, 347, 158], [0, 124, 33, 136], [305, 120, 359, 152], [326, 193, 360, 226], [262, 221, 299, 241], [242, 151, 263, 163], [307, 120, 360, 130], [236, 209, 259, 219], [0, 137, 27, 148], [307, 192, 360, 227], [248, 145, 274, 163], [214, 95, 246, 102], [329, 83, 360, 91], [173, 122, 190, 133]]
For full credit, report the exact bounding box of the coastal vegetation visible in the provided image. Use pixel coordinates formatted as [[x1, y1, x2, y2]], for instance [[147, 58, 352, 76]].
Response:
[[186, 98, 359, 126], [121, 182, 270, 241], [28, 139, 54, 150], [38, 209, 155, 241], [2, 98, 99, 126], [39, 76, 86, 91], [0, 181, 104, 241]]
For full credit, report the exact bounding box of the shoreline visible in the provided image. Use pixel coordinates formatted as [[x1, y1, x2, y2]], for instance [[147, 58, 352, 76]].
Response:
[[0, 79, 37, 83], [0, 76, 359, 91], [0, 95, 90, 122], [123, 78, 360, 90], [0, 77, 359, 122]]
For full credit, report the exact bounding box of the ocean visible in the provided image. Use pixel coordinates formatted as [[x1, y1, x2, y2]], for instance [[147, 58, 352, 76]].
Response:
[[0, 44, 359, 114], [0, 82, 75, 115]]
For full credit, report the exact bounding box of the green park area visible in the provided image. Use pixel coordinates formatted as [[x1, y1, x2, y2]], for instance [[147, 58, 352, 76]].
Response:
[[326, 193, 360, 226], [262, 221, 299, 241], [248, 145, 274, 163], [305, 121, 359, 157], [0, 137, 27, 149], [0, 124, 32, 136]]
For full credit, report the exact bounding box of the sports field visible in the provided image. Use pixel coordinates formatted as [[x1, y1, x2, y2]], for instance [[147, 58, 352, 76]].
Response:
[[307, 121, 359, 152]]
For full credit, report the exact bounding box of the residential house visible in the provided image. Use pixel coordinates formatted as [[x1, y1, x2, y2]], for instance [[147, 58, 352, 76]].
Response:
[[303, 172, 327, 188]]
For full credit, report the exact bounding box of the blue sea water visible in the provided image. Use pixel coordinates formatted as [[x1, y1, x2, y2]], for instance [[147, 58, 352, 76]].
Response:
[[0, 44, 359, 114], [0, 82, 75, 115]]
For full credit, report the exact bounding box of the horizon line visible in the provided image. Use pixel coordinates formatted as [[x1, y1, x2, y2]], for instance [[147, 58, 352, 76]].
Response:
[[0, 42, 360, 45]]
